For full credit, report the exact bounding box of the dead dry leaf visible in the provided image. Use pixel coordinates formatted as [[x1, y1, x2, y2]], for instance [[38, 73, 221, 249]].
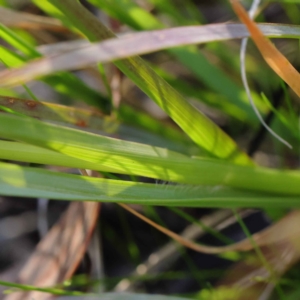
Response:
[[0, 6, 66, 31], [231, 0, 300, 100], [0, 23, 299, 87], [120, 204, 300, 255], [4, 201, 100, 300], [217, 239, 300, 299]]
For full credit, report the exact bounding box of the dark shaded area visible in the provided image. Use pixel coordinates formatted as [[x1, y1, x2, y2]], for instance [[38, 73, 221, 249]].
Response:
[[0, 196, 270, 296]]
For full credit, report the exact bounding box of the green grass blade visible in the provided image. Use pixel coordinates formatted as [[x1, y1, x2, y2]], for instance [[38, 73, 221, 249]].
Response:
[[0, 280, 84, 297], [118, 105, 193, 147], [150, 64, 245, 122], [88, 0, 160, 31], [148, 0, 204, 24], [0, 23, 39, 58], [0, 141, 121, 173], [31, 0, 78, 30], [1, 162, 300, 208], [0, 46, 26, 67]]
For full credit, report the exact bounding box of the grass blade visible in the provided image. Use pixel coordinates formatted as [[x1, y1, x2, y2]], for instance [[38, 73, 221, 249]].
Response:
[[1, 23, 300, 87], [1, 162, 300, 208]]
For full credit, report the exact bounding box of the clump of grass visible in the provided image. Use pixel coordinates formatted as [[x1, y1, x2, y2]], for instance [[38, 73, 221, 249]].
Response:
[[0, 0, 300, 299]]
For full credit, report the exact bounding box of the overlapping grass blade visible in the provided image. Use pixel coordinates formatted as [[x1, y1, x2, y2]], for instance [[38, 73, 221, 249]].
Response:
[[0, 21, 299, 117], [2, 22, 300, 86], [30, 0, 251, 164], [1, 114, 300, 195], [6, 0, 288, 164], [0, 96, 193, 152], [0, 23, 111, 112], [0, 97, 192, 152], [231, 0, 300, 102], [34, 38, 287, 123], [87, 0, 266, 123]]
